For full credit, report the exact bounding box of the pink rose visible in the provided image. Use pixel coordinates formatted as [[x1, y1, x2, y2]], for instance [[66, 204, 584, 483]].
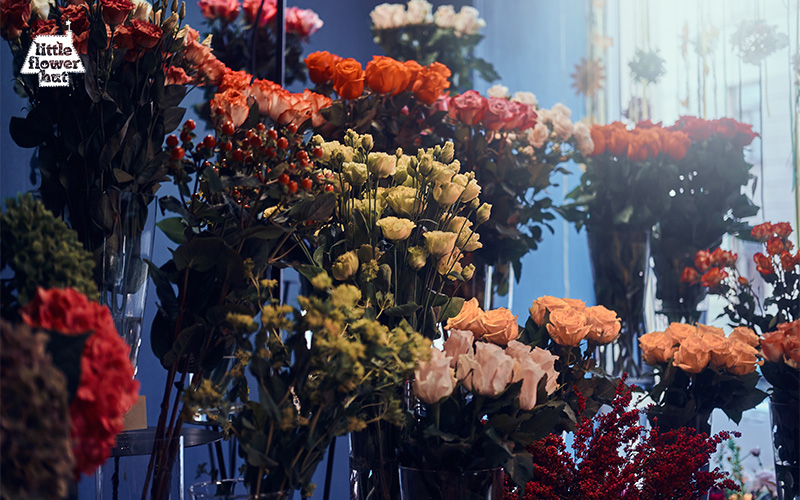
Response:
[[527, 123, 550, 149], [198, 0, 239, 22], [443, 329, 474, 369], [479, 97, 514, 131], [242, 0, 276, 27], [302, 89, 332, 128], [512, 355, 545, 410], [414, 349, 456, 404], [285, 7, 322, 38], [448, 90, 487, 126], [551, 113, 574, 140], [530, 346, 559, 394], [456, 342, 514, 397]]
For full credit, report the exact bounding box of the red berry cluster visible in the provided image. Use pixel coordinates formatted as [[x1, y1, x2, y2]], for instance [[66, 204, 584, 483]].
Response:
[[503, 378, 740, 500]]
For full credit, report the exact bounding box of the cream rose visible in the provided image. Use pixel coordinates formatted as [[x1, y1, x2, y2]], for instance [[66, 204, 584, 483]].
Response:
[[414, 349, 456, 404], [433, 4, 456, 28], [456, 342, 514, 397], [376, 216, 416, 241], [527, 122, 550, 149], [443, 329, 474, 368], [433, 182, 465, 206], [384, 186, 420, 217], [552, 113, 574, 141], [423, 230, 458, 257], [487, 84, 509, 98], [406, 245, 429, 270], [511, 91, 538, 107], [367, 152, 397, 178]]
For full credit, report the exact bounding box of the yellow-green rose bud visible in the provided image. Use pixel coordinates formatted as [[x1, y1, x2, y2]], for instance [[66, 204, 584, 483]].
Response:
[[361, 134, 374, 151], [423, 230, 458, 257], [394, 161, 409, 185], [462, 232, 482, 252], [433, 182, 465, 206], [438, 248, 463, 278], [476, 203, 492, 224], [367, 152, 397, 178], [332, 250, 359, 281], [385, 186, 420, 217], [343, 161, 368, 186], [440, 141, 455, 163], [460, 179, 481, 203], [417, 153, 434, 175], [352, 197, 384, 218], [407, 246, 429, 270], [376, 216, 416, 241], [462, 263, 475, 280]]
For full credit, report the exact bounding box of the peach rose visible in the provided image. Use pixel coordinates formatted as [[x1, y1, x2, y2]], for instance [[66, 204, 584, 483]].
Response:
[[528, 296, 569, 325], [729, 326, 759, 348], [512, 355, 546, 410], [724, 340, 761, 376], [414, 349, 456, 404], [546, 307, 590, 346], [697, 324, 725, 339], [639, 331, 675, 365], [446, 298, 484, 336], [584, 305, 621, 344], [702, 333, 730, 369], [209, 89, 250, 128], [761, 328, 786, 362], [506, 341, 560, 395], [672, 336, 710, 374], [443, 329, 474, 368], [456, 342, 514, 397], [477, 307, 519, 346], [302, 89, 332, 128], [666, 322, 697, 344]]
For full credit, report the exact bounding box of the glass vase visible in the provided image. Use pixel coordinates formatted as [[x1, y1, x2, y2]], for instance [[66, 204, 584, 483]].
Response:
[[189, 479, 293, 499], [349, 420, 400, 500], [97, 191, 156, 376], [587, 228, 651, 385], [398, 466, 504, 500], [770, 397, 800, 500]]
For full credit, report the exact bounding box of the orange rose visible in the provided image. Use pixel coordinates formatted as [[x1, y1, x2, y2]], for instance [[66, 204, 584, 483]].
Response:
[[639, 331, 675, 364], [477, 307, 519, 346], [589, 126, 606, 155], [723, 340, 761, 375], [403, 60, 424, 91], [333, 58, 365, 100], [697, 324, 725, 339], [662, 130, 690, 160], [209, 88, 250, 128], [305, 50, 340, 84], [584, 305, 621, 344], [365, 55, 412, 95], [665, 322, 697, 344], [607, 128, 631, 156], [672, 336, 710, 374], [701, 333, 730, 369], [528, 296, 569, 325], [411, 64, 451, 105], [446, 298, 484, 336], [219, 69, 253, 94], [546, 307, 590, 346]]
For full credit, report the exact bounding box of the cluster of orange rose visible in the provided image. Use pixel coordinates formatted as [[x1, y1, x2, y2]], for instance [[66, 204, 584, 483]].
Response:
[[762, 319, 800, 369], [639, 323, 762, 375], [588, 120, 692, 162], [304, 51, 452, 104], [208, 68, 331, 129], [445, 298, 519, 346], [529, 296, 622, 346]]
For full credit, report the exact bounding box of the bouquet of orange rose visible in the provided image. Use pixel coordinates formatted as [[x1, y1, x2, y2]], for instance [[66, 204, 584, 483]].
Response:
[[639, 322, 767, 433], [399, 296, 621, 494]]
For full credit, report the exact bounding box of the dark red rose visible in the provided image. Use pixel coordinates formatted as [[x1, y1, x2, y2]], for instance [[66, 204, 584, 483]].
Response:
[[732, 121, 758, 148], [750, 222, 773, 241], [31, 19, 59, 36], [448, 90, 486, 126], [130, 19, 162, 49], [773, 222, 793, 238], [694, 249, 713, 273], [711, 247, 737, 267], [700, 267, 727, 288], [670, 115, 713, 142], [114, 24, 135, 49], [100, 0, 134, 26], [680, 267, 701, 284], [780, 251, 795, 270], [766, 237, 785, 256], [753, 252, 774, 275], [479, 97, 513, 131], [0, 0, 31, 40], [60, 4, 90, 34]]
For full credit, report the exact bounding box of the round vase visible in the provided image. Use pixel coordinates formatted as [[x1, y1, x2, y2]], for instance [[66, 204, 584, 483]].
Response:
[[189, 479, 293, 499], [770, 397, 800, 500], [398, 466, 504, 500]]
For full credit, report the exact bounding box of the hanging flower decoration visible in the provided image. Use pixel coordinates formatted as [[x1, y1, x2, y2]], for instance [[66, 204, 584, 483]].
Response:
[[570, 57, 605, 97], [628, 48, 666, 85], [730, 19, 788, 65], [20, 287, 139, 478]]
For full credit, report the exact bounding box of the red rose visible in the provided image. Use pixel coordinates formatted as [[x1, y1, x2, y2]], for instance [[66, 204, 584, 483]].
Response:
[[304, 50, 340, 85], [198, 0, 239, 23], [333, 58, 365, 100], [165, 66, 192, 85], [514, 102, 538, 131], [31, 18, 59, 36], [766, 236, 785, 256], [114, 23, 136, 49], [773, 222, 793, 238], [60, 4, 89, 34], [737, 276, 749, 286], [448, 90, 486, 126], [607, 128, 630, 156], [751, 222, 773, 241], [403, 60, 423, 90], [753, 252, 774, 275], [130, 19, 162, 49], [700, 267, 727, 288], [20, 287, 139, 478], [713, 118, 738, 140], [670, 115, 713, 142], [662, 130, 690, 161], [694, 249, 713, 272], [680, 267, 701, 284], [711, 247, 737, 267], [732, 121, 758, 148], [0, 0, 31, 40], [100, 0, 134, 26], [242, 0, 276, 27], [479, 97, 514, 131], [637, 119, 662, 129], [780, 251, 795, 270]]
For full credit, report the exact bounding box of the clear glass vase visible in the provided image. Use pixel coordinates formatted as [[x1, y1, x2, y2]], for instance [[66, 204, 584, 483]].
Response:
[[97, 191, 156, 376], [397, 466, 504, 500], [770, 397, 800, 500], [189, 479, 293, 499], [349, 420, 400, 500]]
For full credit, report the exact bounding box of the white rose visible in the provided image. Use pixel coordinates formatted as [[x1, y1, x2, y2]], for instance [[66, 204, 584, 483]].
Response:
[[573, 122, 595, 155], [552, 113, 574, 141], [487, 84, 509, 99], [456, 342, 514, 397], [131, 0, 152, 21], [433, 5, 456, 28], [371, 3, 405, 29], [528, 122, 550, 149], [551, 102, 572, 119], [405, 0, 432, 25], [414, 349, 457, 404], [511, 91, 538, 107], [453, 6, 485, 36]]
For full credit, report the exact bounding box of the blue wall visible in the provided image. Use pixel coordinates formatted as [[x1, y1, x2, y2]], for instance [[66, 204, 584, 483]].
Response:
[[0, 1, 589, 498]]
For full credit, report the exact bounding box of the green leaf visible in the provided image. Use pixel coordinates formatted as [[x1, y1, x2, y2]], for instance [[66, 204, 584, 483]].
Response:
[[504, 451, 534, 489], [9, 115, 47, 148], [383, 302, 420, 317], [162, 323, 207, 369], [156, 217, 186, 244]]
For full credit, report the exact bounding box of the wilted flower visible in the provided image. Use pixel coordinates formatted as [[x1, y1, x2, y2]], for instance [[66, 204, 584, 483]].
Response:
[[406, 245, 429, 270], [331, 250, 359, 281]]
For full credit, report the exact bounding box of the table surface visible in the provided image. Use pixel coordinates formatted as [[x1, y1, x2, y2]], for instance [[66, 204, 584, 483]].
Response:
[[112, 426, 222, 457]]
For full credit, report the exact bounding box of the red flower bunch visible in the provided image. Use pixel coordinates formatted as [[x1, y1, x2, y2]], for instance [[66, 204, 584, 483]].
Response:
[[207, 67, 331, 129], [20, 287, 139, 478], [588, 120, 692, 161], [669, 115, 759, 148], [0, 0, 30, 40], [762, 319, 800, 368], [304, 51, 452, 104], [448, 90, 538, 132], [503, 379, 740, 500]]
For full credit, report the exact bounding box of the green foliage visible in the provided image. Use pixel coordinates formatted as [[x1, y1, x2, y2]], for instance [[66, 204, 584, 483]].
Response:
[[1, 194, 98, 311]]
